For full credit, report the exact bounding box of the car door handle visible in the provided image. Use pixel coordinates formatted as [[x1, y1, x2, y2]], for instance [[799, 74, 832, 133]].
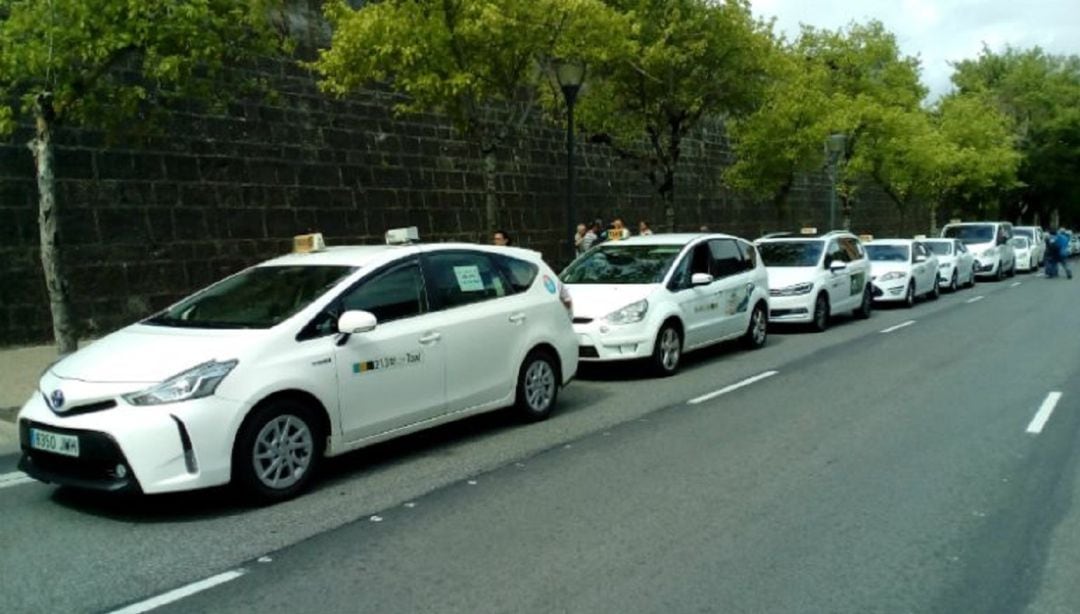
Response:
[[419, 332, 441, 345], [508, 313, 526, 324]]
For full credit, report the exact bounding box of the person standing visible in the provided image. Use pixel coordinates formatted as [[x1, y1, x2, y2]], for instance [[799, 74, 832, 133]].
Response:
[[581, 221, 600, 252], [638, 220, 653, 236], [493, 230, 512, 246], [1056, 228, 1073, 279], [1045, 229, 1059, 277], [574, 223, 588, 256]]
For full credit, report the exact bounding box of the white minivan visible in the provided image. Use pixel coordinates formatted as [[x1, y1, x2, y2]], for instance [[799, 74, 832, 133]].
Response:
[[940, 222, 1016, 280]]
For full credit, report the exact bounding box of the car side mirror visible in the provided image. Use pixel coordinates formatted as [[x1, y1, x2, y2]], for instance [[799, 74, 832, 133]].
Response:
[[691, 272, 714, 286], [338, 310, 378, 334], [914, 255, 927, 263], [828, 261, 848, 273]]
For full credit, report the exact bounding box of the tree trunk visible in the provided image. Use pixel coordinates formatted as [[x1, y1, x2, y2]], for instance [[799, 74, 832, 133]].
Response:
[[29, 94, 77, 355], [929, 201, 939, 236], [662, 177, 675, 232], [481, 147, 498, 234]]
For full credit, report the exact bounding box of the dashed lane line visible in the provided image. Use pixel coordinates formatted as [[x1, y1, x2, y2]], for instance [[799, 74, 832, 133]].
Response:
[[107, 569, 247, 614], [879, 320, 916, 334], [1026, 392, 1063, 435], [687, 371, 779, 405]]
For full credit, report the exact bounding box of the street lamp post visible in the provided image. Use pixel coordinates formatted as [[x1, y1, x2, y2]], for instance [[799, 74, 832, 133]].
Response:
[[552, 58, 586, 261], [825, 133, 847, 230]]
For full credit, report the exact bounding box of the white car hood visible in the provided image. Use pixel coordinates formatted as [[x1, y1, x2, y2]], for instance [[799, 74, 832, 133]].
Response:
[[967, 241, 996, 256], [766, 267, 818, 290], [565, 284, 658, 320], [869, 261, 911, 277], [50, 324, 268, 384]]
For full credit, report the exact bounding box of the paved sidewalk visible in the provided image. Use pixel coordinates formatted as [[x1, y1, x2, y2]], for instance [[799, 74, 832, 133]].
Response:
[[0, 344, 60, 455]]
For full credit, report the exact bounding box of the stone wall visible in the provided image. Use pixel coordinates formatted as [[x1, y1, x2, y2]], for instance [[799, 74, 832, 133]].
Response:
[[0, 56, 923, 347]]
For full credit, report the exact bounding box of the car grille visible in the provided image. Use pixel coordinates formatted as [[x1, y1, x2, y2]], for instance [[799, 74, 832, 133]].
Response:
[[572, 317, 593, 324], [579, 346, 599, 358], [44, 394, 118, 417], [18, 419, 138, 492]]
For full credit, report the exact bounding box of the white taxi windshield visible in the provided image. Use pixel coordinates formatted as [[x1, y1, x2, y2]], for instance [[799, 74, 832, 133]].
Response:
[[146, 265, 357, 329], [865, 245, 910, 262], [562, 245, 682, 285], [757, 241, 823, 267]]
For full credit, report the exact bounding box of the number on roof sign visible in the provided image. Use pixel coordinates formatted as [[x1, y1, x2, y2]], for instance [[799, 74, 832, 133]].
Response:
[[800, 227, 817, 235], [293, 233, 326, 253]]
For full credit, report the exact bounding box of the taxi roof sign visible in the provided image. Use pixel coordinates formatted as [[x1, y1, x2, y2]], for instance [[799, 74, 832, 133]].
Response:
[[293, 232, 326, 254], [386, 226, 420, 245], [799, 227, 818, 235], [914, 234, 927, 240]]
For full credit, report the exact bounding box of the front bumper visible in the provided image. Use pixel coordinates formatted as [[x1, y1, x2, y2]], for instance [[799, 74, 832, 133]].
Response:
[[573, 320, 655, 362], [766, 294, 814, 323], [871, 280, 908, 302], [17, 391, 240, 494], [974, 258, 1000, 276]]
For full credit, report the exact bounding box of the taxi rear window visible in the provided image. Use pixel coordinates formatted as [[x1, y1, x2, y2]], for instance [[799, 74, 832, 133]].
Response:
[[495, 255, 539, 293], [146, 265, 356, 329]]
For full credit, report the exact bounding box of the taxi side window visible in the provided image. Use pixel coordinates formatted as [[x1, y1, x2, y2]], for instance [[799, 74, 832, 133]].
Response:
[[340, 261, 427, 324], [839, 238, 862, 261], [737, 241, 758, 269], [494, 254, 539, 294], [424, 251, 509, 309], [708, 239, 746, 278], [825, 240, 848, 266]]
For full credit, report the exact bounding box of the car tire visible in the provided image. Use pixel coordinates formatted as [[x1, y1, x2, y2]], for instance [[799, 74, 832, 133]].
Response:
[[811, 293, 830, 332], [742, 303, 768, 349], [949, 271, 958, 292], [904, 281, 916, 308], [233, 398, 324, 505], [929, 278, 940, 300], [650, 321, 683, 377], [514, 349, 559, 422], [854, 285, 873, 319], [996, 262, 1005, 281], [968, 268, 977, 287]]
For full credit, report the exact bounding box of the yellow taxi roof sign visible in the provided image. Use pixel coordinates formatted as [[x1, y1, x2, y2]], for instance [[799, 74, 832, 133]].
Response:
[[799, 227, 818, 235], [293, 232, 326, 254]]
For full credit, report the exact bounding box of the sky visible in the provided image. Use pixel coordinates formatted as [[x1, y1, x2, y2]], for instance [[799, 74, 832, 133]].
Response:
[[750, 0, 1080, 101]]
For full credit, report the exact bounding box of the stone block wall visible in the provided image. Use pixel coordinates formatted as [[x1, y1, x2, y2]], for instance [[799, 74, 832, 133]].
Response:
[[0, 57, 923, 347]]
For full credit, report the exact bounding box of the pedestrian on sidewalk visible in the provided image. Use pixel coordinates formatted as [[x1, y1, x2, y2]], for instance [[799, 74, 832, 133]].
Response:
[[1045, 229, 1059, 277], [1055, 228, 1073, 279], [638, 220, 653, 236], [574, 223, 588, 256], [493, 230, 512, 246]]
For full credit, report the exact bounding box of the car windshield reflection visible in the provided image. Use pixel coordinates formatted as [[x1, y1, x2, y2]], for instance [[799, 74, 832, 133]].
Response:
[[866, 245, 910, 262], [561, 245, 681, 284], [757, 241, 824, 267]]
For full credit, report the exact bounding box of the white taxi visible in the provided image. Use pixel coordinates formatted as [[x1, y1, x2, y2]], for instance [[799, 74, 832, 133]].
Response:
[[18, 230, 578, 502], [754, 230, 873, 332], [1011, 237, 1036, 272], [561, 234, 770, 376], [923, 238, 976, 291], [940, 222, 1016, 280], [866, 239, 940, 306]]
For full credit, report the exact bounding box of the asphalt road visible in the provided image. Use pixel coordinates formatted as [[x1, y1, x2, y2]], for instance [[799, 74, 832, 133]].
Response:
[[2, 272, 1080, 613]]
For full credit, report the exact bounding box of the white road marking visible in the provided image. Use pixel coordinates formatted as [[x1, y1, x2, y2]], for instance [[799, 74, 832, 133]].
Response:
[[257, 557, 272, 564], [369, 515, 383, 522], [107, 569, 246, 614], [0, 471, 35, 490], [1011, 281, 1022, 288], [1026, 392, 1063, 435], [879, 320, 916, 334], [688, 371, 779, 405], [966, 296, 985, 304]]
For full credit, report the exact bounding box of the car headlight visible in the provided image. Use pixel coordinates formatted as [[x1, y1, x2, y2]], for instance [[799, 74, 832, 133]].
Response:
[[605, 299, 648, 325], [880, 271, 907, 281], [123, 360, 238, 406], [982, 247, 998, 258], [773, 282, 814, 296]]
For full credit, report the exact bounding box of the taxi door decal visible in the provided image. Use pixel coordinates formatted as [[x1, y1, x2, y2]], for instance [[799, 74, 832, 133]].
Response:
[[849, 271, 866, 296]]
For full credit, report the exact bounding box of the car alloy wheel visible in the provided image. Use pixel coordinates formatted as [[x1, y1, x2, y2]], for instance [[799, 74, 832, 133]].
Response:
[[854, 285, 872, 319], [950, 271, 958, 292], [515, 350, 559, 421], [929, 278, 940, 300], [652, 323, 682, 376], [252, 415, 314, 491], [905, 282, 915, 307], [233, 399, 324, 504], [812, 294, 829, 332], [743, 304, 768, 349]]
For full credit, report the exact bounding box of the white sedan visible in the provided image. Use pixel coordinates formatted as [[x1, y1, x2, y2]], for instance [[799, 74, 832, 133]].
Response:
[[1011, 237, 1036, 272], [562, 233, 770, 376], [866, 239, 941, 306], [924, 238, 976, 291], [19, 231, 578, 502]]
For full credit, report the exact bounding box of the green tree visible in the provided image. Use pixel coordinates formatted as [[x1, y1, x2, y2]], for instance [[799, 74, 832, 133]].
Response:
[[576, 0, 777, 231], [313, 0, 625, 234], [0, 0, 288, 354], [951, 46, 1080, 226]]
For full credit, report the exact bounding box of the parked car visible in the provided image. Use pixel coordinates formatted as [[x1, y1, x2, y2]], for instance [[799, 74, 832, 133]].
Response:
[[19, 229, 579, 502], [562, 233, 770, 376], [754, 230, 873, 332], [1010, 236, 1036, 272], [923, 238, 976, 291], [865, 239, 941, 307], [940, 221, 1016, 280], [1012, 226, 1045, 266]]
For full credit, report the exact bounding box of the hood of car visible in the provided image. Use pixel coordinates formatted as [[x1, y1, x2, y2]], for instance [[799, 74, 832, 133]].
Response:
[[564, 284, 659, 320], [869, 261, 911, 277], [49, 324, 267, 384], [766, 267, 819, 290]]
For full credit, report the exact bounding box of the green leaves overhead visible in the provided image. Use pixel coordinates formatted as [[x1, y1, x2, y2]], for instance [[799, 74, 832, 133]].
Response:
[[0, 0, 288, 136]]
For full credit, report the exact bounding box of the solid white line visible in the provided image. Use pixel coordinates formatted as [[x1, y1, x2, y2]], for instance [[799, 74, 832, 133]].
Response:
[[107, 569, 246, 614], [687, 371, 779, 405], [1011, 281, 1022, 288], [879, 320, 916, 334], [0, 471, 34, 490], [966, 296, 985, 304], [1026, 392, 1063, 435]]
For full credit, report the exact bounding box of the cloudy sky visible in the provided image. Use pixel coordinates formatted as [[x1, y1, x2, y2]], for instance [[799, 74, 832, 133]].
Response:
[[750, 0, 1080, 101]]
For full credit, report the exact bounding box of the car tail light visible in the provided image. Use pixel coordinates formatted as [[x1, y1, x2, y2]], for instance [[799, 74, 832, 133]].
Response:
[[559, 283, 573, 318]]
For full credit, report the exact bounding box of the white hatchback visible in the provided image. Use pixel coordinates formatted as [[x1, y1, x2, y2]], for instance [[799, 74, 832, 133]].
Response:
[[562, 234, 770, 376], [18, 234, 578, 502], [755, 231, 874, 331], [866, 239, 941, 306], [923, 238, 976, 291]]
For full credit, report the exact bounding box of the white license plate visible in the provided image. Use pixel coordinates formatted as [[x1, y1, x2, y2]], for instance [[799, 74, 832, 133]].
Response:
[[29, 428, 80, 458]]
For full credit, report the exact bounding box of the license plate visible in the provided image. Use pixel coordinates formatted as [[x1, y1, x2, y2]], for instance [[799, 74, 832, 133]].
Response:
[[29, 428, 80, 458]]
